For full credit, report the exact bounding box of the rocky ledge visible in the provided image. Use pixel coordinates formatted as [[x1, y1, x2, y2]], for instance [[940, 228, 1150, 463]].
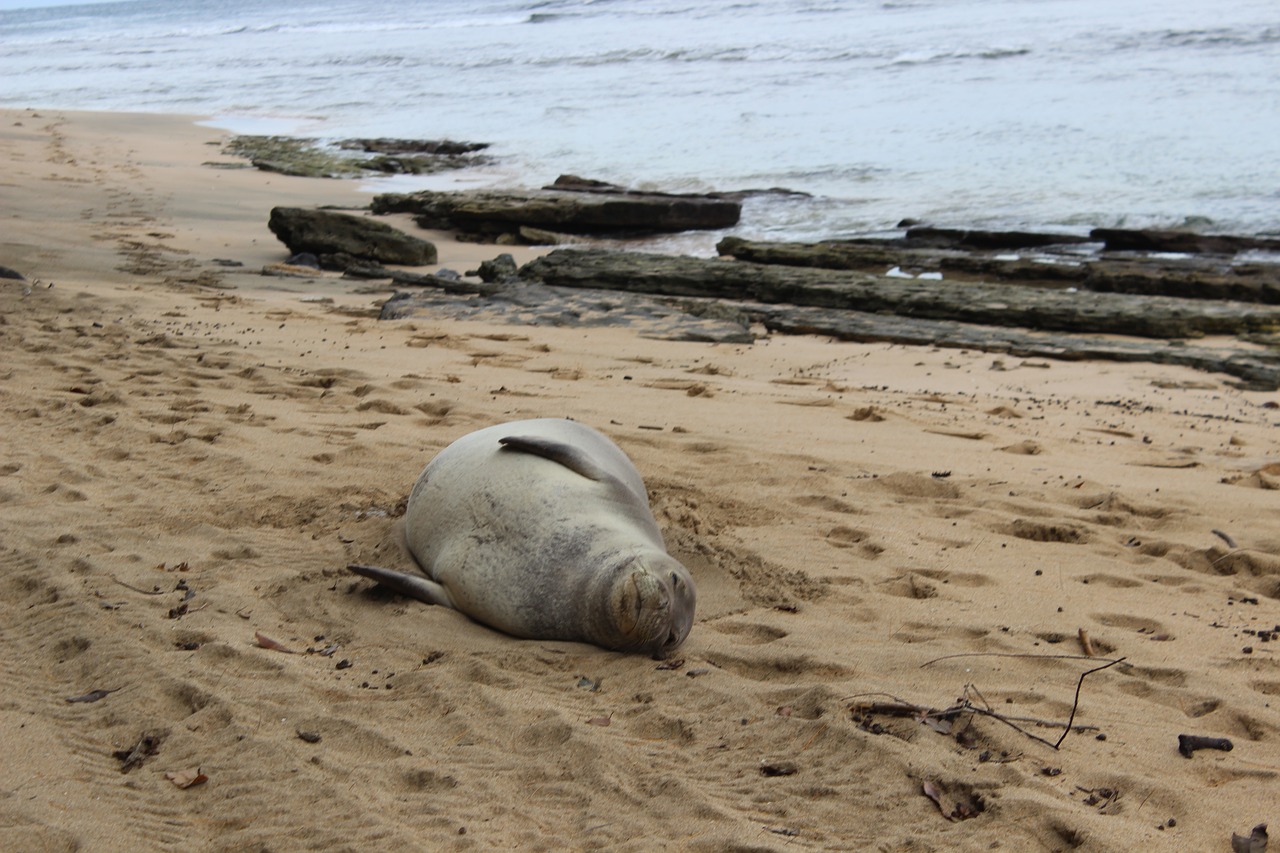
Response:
[[371, 175, 741, 240], [520, 248, 1280, 340], [372, 243, 1280, 388], [219, 136, 491, 178], [717, 229, 1280, 304], [258, 201, 1280, 388]]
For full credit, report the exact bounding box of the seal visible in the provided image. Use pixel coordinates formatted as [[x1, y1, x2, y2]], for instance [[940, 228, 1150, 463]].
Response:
[[348, 418, 696, 657]]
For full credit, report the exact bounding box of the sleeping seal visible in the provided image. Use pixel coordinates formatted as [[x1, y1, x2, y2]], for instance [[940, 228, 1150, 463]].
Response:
[[348, 418, 696, 657]]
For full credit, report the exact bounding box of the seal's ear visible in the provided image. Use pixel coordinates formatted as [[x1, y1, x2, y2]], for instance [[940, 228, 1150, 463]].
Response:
[[498, 435, 611, 482]]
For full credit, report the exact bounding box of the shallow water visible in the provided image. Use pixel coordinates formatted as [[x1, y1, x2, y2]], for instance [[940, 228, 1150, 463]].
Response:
[[3, 0, 1277, 241]]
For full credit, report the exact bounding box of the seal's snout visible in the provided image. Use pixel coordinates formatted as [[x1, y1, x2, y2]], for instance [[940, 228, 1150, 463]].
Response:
[[620, 555, 695, 658]]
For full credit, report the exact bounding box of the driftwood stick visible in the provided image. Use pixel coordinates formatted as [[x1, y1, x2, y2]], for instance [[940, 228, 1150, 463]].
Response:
[[856, 655, 1123, 751], [920, 651, 1117, 668], [968, 705, 1062, 750], [1177, 734, 1233, 758], [1054, 657, 1125, 749]]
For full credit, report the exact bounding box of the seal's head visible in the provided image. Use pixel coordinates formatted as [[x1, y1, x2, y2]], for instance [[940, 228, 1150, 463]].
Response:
[[609, 553, 696, 658]]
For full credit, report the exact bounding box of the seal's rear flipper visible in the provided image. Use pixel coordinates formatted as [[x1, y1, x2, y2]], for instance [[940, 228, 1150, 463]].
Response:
[[347, 564, 455, 609], [498, 435, 610, 482]]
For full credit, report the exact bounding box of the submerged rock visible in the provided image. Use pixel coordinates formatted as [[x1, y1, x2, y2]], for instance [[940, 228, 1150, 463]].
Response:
[[223, 136, 490, 178], [903, 227, 1090, 250], [1091, 228, 1280, 255]]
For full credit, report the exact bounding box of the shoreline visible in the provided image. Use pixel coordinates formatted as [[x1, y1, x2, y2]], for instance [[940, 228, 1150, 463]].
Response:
[[2, 107, 1278, 851]]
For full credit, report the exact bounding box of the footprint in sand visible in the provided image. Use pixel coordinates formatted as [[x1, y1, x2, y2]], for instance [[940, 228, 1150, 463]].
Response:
[[869, 472, 962, 501], [1091, 612, 1168, 636], [707, 621, 788, 645], [1002, 518, 1092, 544], [710, 652, 855, 683], [794, 494, 860, 514], [999, 439, 1043, 455], [356, 399, 410, 416], [824, 525, 885, 558]]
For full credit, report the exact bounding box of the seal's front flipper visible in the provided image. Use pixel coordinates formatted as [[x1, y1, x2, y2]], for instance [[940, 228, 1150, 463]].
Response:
[[347, 564, 455, 609], [498, 435, 611, 482]]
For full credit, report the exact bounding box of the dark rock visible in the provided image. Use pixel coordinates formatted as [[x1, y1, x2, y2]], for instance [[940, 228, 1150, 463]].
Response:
[[1083, 262, 1280, 303], [358, 155, 461, 176], [517, 226, 578, 246], [341, 262, 393, 280], [224, 136, 489, 179], [371, 187, 741, 238], [905, 227, 1090, 250], [384, 270, 502, 296], [0, 265, 27, 281], [366, 244, 1280, 388], [268, 207, 437, 269], [468, 253, 519, 283], [337, 138, 489, 156], [546, 175, 625, 192], [379, 279, 753, 345], [717, 236, 1280, 304], [1093, 228, 1280, 254], [718, 236, 919, 271], [318, 251, 369, 272], [520, 248, 1280, 339], [435, 268, 462, 281], [286, 252, 321, 269]]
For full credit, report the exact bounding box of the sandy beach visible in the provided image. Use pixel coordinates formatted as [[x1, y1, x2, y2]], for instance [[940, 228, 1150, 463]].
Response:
[[1, 108, 1277, 852]]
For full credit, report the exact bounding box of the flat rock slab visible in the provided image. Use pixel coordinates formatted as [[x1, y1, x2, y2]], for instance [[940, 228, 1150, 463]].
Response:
[[519, 249, 1280, 339], [716, 236, 1280, 304], [378, 280, 754, 344], [371, 188, 741, 238]]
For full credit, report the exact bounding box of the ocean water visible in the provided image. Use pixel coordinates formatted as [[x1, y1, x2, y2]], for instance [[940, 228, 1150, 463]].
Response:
[[3, 0, 1278, 244]]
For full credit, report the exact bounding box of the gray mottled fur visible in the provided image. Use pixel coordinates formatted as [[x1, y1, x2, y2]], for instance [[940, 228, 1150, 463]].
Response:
[[352, 418, 695, 656]]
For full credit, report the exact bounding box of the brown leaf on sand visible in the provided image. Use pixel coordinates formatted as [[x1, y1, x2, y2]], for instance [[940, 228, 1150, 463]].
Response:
[[922, 780, 946, 810], [1232, 823, 1268, 853], [254, 631, 295, 654], [760, 759, 799, 777], [921, 714, 953, 735], [113, 731, 165, 773], [921, 779, 985, 822], [164, 768, 208, 789]]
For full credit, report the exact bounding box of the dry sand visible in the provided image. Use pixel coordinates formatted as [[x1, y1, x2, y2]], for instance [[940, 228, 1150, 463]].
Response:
[[1, 108, 1277, 852]]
